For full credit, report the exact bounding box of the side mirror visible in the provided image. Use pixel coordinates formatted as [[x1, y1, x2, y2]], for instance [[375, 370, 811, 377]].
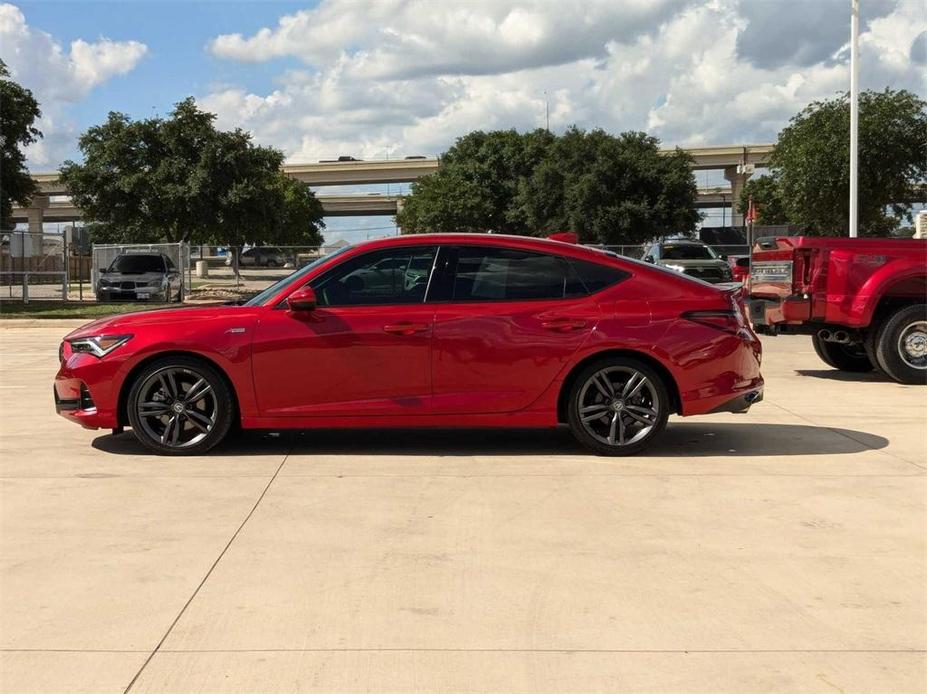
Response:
[[643, 256, 655, 263], [98, 268, 107, 273], [287, 286, 317, 312], [718, 254, 728, 260]]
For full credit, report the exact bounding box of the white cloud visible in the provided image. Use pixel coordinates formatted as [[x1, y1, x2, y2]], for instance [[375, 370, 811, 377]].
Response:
[[0, 3, 147, 166], [200, 0, 927, 165]]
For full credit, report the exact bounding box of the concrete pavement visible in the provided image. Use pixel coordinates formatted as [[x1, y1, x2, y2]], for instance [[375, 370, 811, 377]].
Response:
[[0, 322, 924, 693]]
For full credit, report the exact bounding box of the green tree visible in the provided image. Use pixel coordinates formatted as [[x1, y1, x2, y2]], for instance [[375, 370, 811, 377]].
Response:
[[737, 174, 789, 225], [0, 60, 42, 230], [397, 128, 554, 233], [516, 128, 700, 244], [767, 89, 927, 236], [60, 98, 324, 247]]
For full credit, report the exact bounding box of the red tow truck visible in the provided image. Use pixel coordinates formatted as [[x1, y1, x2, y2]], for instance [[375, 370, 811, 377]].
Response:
[[749, 236, 926, 384]]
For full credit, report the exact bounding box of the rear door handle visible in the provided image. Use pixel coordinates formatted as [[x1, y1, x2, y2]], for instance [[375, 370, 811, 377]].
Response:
[[383, 322, 430, 335], [541, 318, 587, 332]]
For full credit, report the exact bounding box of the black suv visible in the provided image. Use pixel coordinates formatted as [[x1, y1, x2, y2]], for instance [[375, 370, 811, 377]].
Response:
[[641, 239, 733, 284]]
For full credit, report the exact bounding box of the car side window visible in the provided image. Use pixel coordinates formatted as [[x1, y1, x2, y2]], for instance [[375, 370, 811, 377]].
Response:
[[165, 257, 176, 271], [567, 258, 629, 294], [310, 247, 437, 307], [447, 247, 585, 302]]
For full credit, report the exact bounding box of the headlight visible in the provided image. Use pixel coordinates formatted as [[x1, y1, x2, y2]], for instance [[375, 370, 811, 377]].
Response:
[[665, 264, 686, 273], [147, 278, 165, 287], [67, 334, 132, 358], [98, 278, 112, 287]]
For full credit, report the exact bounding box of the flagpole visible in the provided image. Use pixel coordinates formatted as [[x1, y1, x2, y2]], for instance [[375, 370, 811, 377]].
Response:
[[849, 0, 860, 237]]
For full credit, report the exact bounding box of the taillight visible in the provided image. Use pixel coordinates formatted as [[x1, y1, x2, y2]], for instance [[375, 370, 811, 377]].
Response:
[[682, 310, 740, 334], [792, 249, 814, 295]]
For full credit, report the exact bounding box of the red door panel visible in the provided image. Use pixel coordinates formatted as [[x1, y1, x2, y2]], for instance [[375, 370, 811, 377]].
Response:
[[251, 305, 434, 417], [431, 299, 597, 414]]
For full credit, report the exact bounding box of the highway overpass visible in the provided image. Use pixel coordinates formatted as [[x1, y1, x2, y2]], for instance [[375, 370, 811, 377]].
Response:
[[14, 144, 775, 231]]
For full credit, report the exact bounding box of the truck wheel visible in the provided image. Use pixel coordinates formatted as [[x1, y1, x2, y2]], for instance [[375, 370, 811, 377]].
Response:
[[811, 333, 873, 372], [875, 304, 927, 385]]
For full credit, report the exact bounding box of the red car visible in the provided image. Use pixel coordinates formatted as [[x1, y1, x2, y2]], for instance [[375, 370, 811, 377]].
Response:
[[54, 234, 764, 456]]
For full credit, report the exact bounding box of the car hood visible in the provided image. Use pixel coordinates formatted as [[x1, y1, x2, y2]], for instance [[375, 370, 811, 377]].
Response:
[[64, 304, 252, 340]]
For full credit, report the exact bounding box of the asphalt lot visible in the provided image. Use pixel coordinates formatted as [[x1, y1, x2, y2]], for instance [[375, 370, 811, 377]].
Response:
[[0, 321, 924, 693]]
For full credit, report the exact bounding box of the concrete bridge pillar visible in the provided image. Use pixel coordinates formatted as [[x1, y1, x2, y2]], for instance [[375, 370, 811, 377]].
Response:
[[723, 166, 752, 228], [26, 196, 48, 235]]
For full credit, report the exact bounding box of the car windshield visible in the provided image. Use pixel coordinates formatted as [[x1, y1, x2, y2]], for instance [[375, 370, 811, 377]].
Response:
[[107, 255, 165, 273], [661, 244, 718, 260], [244, 246, 352, 306]]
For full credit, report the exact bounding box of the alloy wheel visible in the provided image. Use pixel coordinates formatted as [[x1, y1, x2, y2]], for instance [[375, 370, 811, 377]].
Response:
[[577, 366, 661, 448], [134, 366, 218, 448], [898, 320, 927, 370]]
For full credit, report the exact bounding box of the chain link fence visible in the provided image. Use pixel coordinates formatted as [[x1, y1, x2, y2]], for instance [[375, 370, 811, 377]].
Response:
[[0, 231, 68, 301]]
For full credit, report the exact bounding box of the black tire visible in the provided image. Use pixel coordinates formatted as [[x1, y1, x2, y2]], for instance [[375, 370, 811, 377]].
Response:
[[862, 324, 883, 372], [567, 357, 670, 456], [875, 304, 927, 385], [811, 333, 873, 372], [126, 356, 234, 455]]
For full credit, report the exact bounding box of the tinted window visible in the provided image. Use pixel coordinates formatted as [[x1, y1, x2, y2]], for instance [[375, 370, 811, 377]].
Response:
[[108, 255, 165, 273], [567, 258, 629, 293], [449, 247, 584, 302], [662, 244, 717, 260], [311, 247, 436, 306], [165, 256, 176, 271]]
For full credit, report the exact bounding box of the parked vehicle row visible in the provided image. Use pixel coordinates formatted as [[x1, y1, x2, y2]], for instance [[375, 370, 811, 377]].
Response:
[[56, 234, 763, 456]]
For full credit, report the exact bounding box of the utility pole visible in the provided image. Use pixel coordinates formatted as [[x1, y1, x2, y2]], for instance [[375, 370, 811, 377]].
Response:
[[849, 0, 860, 237], [544, 91, 550, 132]]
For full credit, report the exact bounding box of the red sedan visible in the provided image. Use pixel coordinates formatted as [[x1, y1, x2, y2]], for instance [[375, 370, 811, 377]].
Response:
[[54, 234, 763, 456]]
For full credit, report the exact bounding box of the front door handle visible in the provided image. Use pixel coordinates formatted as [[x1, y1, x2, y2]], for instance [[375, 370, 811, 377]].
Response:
[[383, 322, 430, 335], [541, 318, 587, 332]]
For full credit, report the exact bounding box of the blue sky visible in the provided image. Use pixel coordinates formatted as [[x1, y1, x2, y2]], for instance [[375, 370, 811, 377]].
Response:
[[4, 0, 925, 239]]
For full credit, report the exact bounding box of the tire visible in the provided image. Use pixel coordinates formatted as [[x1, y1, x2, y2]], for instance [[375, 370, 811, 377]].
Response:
[[862, 325, 884, 372], [126, 356, 234, 455], [567, 357, 670, 456], [874, 304, 927, 385], [811, 333, 873, 372]]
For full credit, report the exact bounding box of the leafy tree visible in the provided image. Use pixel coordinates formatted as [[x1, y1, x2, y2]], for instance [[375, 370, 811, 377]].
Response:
[[765, 89, 927, 236], [398, 127, 699, 244], [60, 98, 324, 247], [0, 60, 42, 230], [737, 174, 789, 225], [516, 128, 700, 244], [397, 128, 554, 233]]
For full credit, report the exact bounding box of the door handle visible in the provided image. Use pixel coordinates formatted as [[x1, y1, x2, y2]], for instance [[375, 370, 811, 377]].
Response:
[[383, 322, 429, 335], [541, 318, 587, 332]]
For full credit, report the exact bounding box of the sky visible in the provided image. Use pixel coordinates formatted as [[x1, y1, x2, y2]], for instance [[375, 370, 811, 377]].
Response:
[[3, 0, 926, 240]]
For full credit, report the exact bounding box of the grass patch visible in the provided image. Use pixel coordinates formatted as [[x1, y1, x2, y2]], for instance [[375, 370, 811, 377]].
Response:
[[0, 301, 163, 320]]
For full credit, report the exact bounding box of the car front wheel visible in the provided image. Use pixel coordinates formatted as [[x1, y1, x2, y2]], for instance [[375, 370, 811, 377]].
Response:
[[126, 356, 233, 455], [567, 357, 670, 456]]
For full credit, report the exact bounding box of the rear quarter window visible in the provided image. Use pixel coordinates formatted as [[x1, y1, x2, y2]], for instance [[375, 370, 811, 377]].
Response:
[[567, 258, 629, 294]]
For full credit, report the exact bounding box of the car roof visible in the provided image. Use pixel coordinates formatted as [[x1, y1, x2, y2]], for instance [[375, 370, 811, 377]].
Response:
[[350, 233, 621, 264]]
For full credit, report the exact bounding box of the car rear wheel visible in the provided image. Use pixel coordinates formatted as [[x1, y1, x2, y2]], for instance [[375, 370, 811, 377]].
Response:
[[875, 304, 927, 385], [126, 357, 233, 455], [811, 333, 873, 372], [567, 357, 669, 456]]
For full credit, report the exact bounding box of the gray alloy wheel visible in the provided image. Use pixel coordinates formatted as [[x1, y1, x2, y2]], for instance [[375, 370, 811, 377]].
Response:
[[126, 357, 233, 454], [567, 358, 670, 456]]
